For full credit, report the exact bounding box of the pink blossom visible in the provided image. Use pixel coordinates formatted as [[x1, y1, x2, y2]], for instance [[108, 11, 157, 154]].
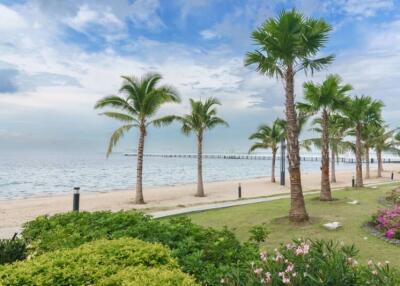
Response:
[[385, 229, 396, 239]]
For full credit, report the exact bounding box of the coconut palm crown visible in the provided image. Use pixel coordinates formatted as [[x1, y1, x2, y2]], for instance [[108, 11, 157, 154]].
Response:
[[244, 9, 334, 222], [94, 73, 180, 204], [249, 119, 285, 183], [160, 97, 228, 197], [298, 74, 352, 201]]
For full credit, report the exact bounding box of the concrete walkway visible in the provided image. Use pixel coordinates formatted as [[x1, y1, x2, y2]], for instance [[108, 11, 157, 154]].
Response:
[[1, 180, 397, 239]]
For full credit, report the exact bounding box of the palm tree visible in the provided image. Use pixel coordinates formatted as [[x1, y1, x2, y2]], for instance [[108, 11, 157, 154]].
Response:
[[304, 114, 353, 183], [298, 74, 352, 200], [94, 73, 180, 204], [360, 124, 380, 179], [249, 119, 285, 183], [373, 127, 400, 177], [163, 98, 228, 197], [343, 96, 383, 187], [245, 10, 334, 222]]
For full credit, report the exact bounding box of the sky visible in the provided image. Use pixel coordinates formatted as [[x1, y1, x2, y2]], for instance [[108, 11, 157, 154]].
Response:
[[0, 0, 399, 154]]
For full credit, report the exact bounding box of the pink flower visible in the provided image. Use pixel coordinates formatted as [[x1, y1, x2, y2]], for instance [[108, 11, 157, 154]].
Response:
[[254, 268, 263, 275], [385, 229, 396, 239], [282, 276, 291, 284], [260, 251, 268, 261]]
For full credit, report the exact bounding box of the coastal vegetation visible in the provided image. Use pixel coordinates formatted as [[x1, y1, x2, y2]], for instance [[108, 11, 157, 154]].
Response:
[[158, 97, 228, 197], [187, 184, 400, 268], [2, 7, 398, 286], [249, 118, 285, 183], [94, 73, 180, 204], [245, 10, 334, 222], [297, 74, 352, 200]]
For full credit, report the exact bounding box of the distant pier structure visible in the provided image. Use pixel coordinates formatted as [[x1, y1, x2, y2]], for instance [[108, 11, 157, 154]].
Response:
[[123, 153, 400, 164]]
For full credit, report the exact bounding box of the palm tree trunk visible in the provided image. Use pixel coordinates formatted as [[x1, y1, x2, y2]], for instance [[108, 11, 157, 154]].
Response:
[[285, 66, 309, 222], [355, 123, 363, 187], [377, 148, 382, 177], [365, 146, 370, 179], [320, 109, 332, 201], [271, 149, 276, 183], [331, 149, 336, 183], [135, 125, 146, 204], [196, 132, 205, 197]]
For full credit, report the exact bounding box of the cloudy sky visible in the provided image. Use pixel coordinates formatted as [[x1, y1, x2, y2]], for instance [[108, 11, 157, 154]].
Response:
[[0, 0, 399, 154]]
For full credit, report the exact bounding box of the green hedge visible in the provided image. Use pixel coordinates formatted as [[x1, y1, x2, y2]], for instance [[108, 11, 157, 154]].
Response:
[[0, 238, 197, 286], [22, 211, 257, 285], [99, 266, 197, 286], [0, 238, 26, 265]]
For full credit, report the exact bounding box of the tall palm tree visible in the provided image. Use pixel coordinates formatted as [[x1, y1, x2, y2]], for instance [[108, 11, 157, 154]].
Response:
[[343, 96, 383, 187], [304, 114, 353, 183], [245, 10, 334, 222], [94, 73, 180, 204], [298, 74, 352, 200], [373, 127, 400, 177], [249, 119, 285, 183], [162, 98, 228, 197]]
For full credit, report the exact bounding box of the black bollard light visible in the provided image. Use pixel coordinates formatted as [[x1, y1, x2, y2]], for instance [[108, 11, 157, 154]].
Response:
[[73, 187, 80, 212], [391, 172, 394, 181], [238, 183, 242, 199], [280, 138, 286, 186], [352, 176, 355, 188]]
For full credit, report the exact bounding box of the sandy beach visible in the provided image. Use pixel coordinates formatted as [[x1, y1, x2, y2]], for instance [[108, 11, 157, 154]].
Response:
[[1, 165, 399, 238]]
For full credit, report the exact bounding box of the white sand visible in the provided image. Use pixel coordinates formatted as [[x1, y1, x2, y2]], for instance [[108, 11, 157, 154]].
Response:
[[1, 165, 399, 238]]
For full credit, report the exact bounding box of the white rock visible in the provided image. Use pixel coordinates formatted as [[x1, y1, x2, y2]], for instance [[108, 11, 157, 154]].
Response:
[[323, 221, 342, 230], [347, 200, 359, 205]]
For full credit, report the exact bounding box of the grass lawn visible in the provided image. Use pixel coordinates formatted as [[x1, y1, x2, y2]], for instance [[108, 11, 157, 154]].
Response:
[[184, 183, 400, 267]]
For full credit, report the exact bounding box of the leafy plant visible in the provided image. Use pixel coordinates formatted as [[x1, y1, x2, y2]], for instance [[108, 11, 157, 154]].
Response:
[[22, 211, 258, 285], [371, 205, 400, 239], [231, 239, 400, 286], [0, 238, 197, 286], [248, 224, 270, 244], [0, 238, 26, 265]]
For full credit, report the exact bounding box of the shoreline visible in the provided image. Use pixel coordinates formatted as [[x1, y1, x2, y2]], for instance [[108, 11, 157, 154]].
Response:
[[1, 165, 399, 238]]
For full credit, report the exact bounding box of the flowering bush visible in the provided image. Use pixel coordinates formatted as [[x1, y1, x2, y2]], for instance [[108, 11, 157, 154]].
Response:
[[371, 205, 400, 239], [220, 240, 399, 286]]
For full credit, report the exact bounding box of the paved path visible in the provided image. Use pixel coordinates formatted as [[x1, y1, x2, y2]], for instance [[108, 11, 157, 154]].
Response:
[[1, 180, 397, 239]]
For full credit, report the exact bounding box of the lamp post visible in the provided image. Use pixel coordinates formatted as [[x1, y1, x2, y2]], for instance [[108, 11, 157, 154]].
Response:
[[73, 187, 80, 212], [280, 138, 286, 186]]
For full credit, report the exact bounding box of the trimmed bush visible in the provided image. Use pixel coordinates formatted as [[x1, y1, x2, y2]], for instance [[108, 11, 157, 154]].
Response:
[[241, 239, 400, 286], [22, 211, 257, 285], [0, 238, 26, 265], [99, 266, 197, 286], [0, 238, 197, 286]]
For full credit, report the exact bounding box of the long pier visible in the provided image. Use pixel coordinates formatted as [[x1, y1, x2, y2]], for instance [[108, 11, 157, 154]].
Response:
[[124, 153, 400, 164]]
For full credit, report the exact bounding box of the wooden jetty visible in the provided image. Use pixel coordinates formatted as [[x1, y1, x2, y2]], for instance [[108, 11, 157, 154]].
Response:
[[124, 153, 400, 164]]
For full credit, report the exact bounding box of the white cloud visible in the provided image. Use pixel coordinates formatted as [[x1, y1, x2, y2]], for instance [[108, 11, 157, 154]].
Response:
[[130, 0, 164, 30], [200, 29, 218, 40], [333, 0, 394, 18], [0, 4, 27, 31]]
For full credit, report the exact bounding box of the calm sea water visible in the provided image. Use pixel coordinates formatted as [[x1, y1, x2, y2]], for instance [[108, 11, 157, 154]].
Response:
[[0, 152, 356, 200]]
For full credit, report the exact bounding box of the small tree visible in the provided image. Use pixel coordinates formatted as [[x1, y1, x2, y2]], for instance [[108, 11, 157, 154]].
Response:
[[95, 73, 180, 204], [249, 119, 285, 183], [343, 96, 383, 187], [298, 74, 351, 200], [161, 98, 228, 197]]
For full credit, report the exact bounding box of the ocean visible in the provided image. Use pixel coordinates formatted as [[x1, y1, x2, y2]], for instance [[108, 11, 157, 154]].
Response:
[[0, 152, 358, 200]]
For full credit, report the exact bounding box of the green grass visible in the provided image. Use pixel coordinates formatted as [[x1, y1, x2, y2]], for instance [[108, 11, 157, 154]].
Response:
[[184, 183, 400, 267]]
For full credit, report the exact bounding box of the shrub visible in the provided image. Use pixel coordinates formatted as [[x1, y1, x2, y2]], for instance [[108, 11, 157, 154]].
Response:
[[22, 211, 258, 285], [385, 188, 400, 205], [99, 266, 197, 286], [236, 239, 400, 286], [0, 238, 26, 265], [0, 238, 197, 286], [371, 205, 400, 239]]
